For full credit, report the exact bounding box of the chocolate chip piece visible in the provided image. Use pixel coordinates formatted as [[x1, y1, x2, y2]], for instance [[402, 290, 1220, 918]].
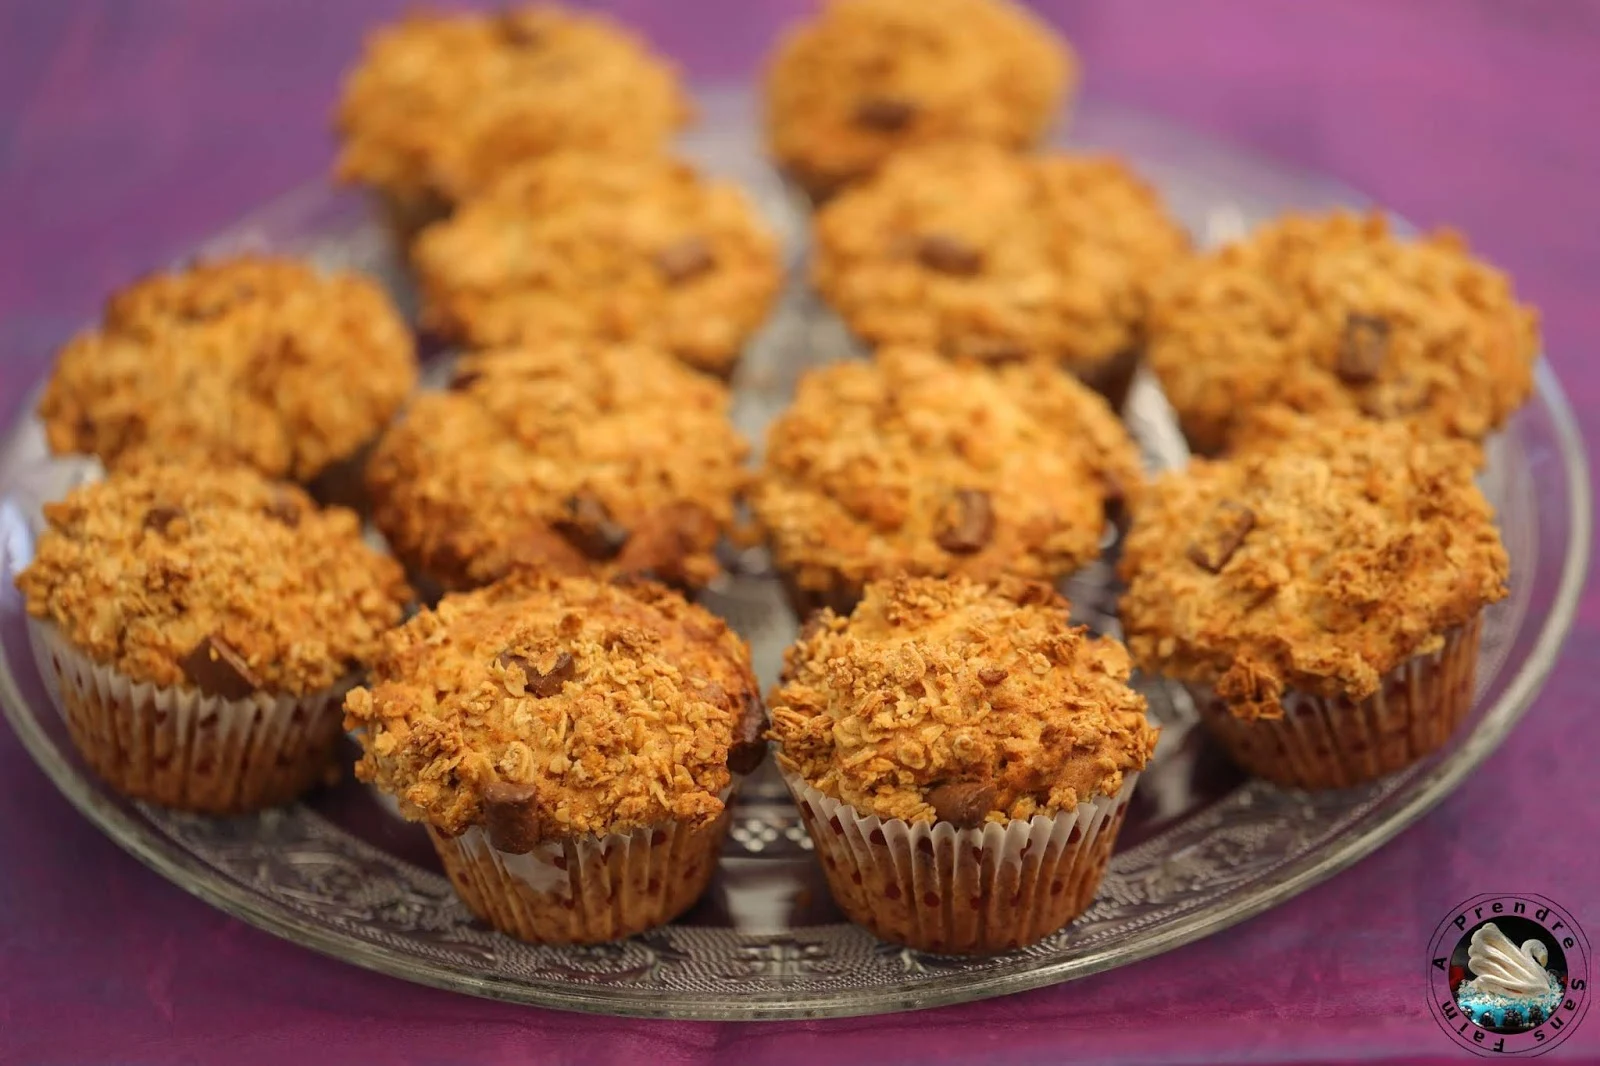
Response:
[[498, 650, 576, 698], [978, 666, 1009, 686], [928, 780, 997, 829], [264, 494, 302, 527], [142, 505, 185, 535], [554, 494, 630, 560], [915, 234, 983, 277], [853, 95, 916, 131], [936, 489, 995, 554], [179, 634, 262, 700], [654, 238, 716, 285], [727, 693, 768, 775], [447, 367, 482, 392], [482, 780, 543, 854], [1338, 313, 1390, 384], [1185, 501, 1256, 573], [496, 13, 542, 46]]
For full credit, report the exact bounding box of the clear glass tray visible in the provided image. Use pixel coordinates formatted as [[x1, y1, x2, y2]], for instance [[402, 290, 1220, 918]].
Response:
[[0, 91, 1588, 1020]]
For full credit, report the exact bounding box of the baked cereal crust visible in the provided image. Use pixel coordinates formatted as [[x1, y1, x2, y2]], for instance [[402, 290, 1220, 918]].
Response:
[[752, 346, 1141, 598], [812, 143, 1190, 373], [345, 572, 759, 841], [1147, 210, 1540, 454], [15, 462, 411, 694], [365, 343, 748, 593], [770, 575, 1157, 824], [1117, 413, 1509, 717], [37, 256, 417, 482]]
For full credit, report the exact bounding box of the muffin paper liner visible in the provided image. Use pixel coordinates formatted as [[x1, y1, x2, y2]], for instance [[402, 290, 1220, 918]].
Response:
[[28, 619, 348, 814], [428, 809, 730, 945], [784, 770, 1138, 954], [1190, 616, 1483, 790]]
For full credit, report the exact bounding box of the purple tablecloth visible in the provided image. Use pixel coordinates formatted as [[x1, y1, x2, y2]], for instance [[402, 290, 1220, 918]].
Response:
[[2, 2, 1597, 1063]]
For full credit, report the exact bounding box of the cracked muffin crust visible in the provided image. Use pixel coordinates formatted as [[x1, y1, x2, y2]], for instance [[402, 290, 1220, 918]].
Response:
[[770, 575, 1157, 825], [752, 347, 1141, 616], [1147, 210, 1541, 455], [812, 143, 1189, 400], [1117, 415, 1509, 720], [411, 151, 782, 379], [365, 342, 748, 594], [16, 461, 411, 697], [37, 256, 417, 483], [763, 0, 1073, 199], [345, 572, 762, 845], [334, 4, 691, 236]]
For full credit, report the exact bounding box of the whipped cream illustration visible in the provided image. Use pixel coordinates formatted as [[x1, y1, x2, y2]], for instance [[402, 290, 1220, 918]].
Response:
[[1463, 923, 1558, 999]]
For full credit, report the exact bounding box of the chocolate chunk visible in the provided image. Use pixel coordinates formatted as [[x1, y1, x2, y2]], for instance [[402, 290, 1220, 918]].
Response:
[[179, 634, 262, 700], [498, 650, 576, 698], [727, 693, 768, 775], [916, 233, 983, 277], [978, 666, 1009, 686], [654, 238, 716, 285], [928, 780, 997, 828], [482, 780, 542, 854], [496, 13, 542, 46], [853, 95, 916, 131], [142, 505, 185, 535], [936, 489, 995, 554], [264, 494, 302, 527], [1185, 501, 1256, 573], [1338, 313, 1390, 384], [447, 367, 481, 392], [554, 494, 630, 560]]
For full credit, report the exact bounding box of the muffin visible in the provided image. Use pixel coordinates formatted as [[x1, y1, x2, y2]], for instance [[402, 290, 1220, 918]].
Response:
[[812, 144, 1190, 407], [15, 462, 411, 813], [334, 4, 691, 241], [1118, 413, 1509, 789], [1147, 210, 1541, 456], [770, 575, 1157, 953], [411, 151, 781, 380], [366, 342, 748, 596], [752, 346, 1141, 618], [764, 0, 1074, 200], [346, 571, 763, 944], [37, 256, 417, 491]]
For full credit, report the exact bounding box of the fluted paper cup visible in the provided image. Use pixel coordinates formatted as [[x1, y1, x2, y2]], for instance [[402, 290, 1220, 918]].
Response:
[[785, 770, 1137, 954], [28, 619, 349, 814], [428, 810, 730, 945], [1191, 616, 1483, 790]]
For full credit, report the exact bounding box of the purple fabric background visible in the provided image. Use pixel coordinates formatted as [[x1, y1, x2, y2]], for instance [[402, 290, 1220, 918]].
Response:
[[2, 2, 1598, 1063]]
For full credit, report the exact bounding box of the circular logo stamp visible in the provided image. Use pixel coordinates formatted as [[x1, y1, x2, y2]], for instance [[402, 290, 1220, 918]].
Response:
[[1428, 894, 1590, 1055]]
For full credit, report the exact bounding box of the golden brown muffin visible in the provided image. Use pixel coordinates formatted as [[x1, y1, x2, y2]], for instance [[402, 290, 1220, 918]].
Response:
[[812, 143, 1189, 404], [345, 572, 762, 942], [366, 343, 748, 595], [347, 571, 760, 840], [334, 4, 691, 238], [751, 347, 1141, 617], [17, 462, 410, 696], [772, 575, 1155, 823], [16, 461, 411, 813], [411, 151, 781, 379], [1118, 415, 1508, 788], [1147, 211, 1541, 456], [37, 256, 417, 484], [770, 575, 1156, 952], [764, 0, 1074, 199]]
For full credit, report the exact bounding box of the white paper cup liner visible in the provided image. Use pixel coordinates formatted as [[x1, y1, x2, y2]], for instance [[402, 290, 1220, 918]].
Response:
[[1191, 615, 1483, 790], [784, 770, 1139, 954], [28, 618, 349, 813], [428, 808, 730, 945]]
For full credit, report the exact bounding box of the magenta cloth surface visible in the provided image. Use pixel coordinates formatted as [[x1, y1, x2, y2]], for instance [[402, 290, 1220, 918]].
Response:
[[1, 2, 1598, 1063]]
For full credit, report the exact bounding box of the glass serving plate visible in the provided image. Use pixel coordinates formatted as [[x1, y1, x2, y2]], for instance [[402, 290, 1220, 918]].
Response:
[[0, 92, 1588, 1021]]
